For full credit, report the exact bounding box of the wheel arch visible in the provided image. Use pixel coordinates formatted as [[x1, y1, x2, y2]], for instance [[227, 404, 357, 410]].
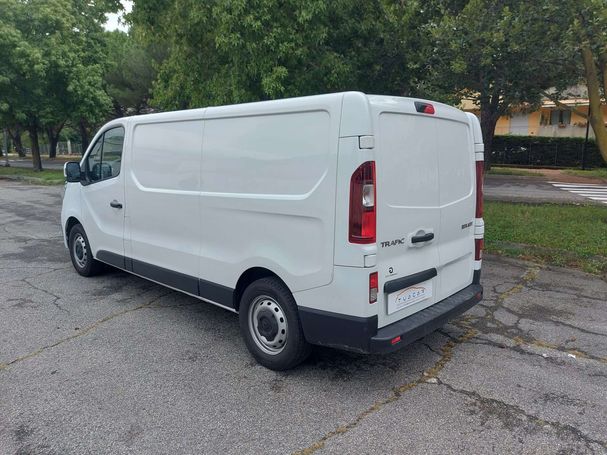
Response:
[[233, 267, 291, 312], [65, 216, 82, 243]]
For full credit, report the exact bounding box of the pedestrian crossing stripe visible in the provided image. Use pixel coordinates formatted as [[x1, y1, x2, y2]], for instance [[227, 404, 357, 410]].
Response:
[[548, 182, 607, 204]]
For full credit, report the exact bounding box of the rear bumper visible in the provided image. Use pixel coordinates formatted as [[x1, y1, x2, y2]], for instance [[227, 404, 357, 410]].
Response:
[[299, 283, 482, 354]]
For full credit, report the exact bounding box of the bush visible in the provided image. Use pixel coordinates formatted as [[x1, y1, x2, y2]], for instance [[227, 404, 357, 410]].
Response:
[[491, 135, 605, 168]]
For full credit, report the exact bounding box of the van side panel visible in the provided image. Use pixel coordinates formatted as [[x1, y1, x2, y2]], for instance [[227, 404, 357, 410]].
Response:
[[126, 120, 203, 279], [199, 106, 340, 293]]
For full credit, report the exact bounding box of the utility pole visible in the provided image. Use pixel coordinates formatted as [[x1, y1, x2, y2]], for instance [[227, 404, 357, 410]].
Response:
[[3, 128, 9, 167], [581, 105, 590, 170]]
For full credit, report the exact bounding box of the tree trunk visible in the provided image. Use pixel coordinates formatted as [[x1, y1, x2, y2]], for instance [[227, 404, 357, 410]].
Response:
[[28, 127, 43, 171], [79, 120, 90, 153], [8, 127, 25, 157], [1, 129, 9, 157], [581, 45, 607, 163], [113, 100, 124, 119], [2, 128, 9, 163], [479, 101, 500, 171], [45, 125, 63, 159]]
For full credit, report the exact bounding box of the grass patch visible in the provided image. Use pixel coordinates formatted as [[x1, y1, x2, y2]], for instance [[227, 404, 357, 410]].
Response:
[[562, 168, 607, 180], [485, 201, 607, 275], [0, 166, 64, 184], [487, 167, 545, 177]]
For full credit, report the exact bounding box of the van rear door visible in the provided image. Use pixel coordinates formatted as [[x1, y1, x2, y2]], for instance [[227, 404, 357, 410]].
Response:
[[370, 97, 475, 328]]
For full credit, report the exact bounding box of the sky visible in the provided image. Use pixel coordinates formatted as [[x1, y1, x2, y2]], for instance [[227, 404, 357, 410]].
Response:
[[104, 0, 133, 32]]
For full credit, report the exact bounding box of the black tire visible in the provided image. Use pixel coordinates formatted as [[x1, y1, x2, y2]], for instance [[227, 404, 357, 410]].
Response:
[[68, 224, 103, 277], [239, 277, 311, 370]]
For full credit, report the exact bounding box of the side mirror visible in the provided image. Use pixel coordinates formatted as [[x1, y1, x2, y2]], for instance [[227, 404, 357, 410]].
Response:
[[64, 161, 82, 183]]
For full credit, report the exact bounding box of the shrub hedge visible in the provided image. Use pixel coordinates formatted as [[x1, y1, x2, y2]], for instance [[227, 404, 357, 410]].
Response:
[[491, 135, 605, 168]]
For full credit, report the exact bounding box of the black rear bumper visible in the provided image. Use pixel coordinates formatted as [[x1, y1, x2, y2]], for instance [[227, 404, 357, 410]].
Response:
[[299, 283, 483, 354]]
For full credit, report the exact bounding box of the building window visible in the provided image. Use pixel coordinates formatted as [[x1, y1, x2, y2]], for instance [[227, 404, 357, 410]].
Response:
[[549, 109, 571, 126]]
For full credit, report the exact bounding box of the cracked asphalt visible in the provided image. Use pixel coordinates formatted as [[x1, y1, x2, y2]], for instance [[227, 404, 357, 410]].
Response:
[[1, 180, 606, 455]]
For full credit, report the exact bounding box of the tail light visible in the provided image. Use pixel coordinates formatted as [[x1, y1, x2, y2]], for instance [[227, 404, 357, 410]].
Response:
[[475, 161, 484, 218], [369, 272, 378, 303], [414, 101, 435, 115], [475, 160, 484, 262], [349, 161, 376, 244]]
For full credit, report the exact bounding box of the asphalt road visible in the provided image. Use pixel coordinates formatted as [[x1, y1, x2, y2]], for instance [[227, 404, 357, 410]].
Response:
[[1, 181, 606, 454], [6, 157, 68, 171], [484, 174, 602, 205]]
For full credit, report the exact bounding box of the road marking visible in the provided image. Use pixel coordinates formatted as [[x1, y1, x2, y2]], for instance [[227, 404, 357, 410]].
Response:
[[548, 181, 607, 186], [549, 182, 607, 205]]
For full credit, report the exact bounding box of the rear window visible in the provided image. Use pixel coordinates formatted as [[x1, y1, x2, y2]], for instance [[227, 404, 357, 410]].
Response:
[[437, 119, 472, 206], [377, 113, 472, 208]]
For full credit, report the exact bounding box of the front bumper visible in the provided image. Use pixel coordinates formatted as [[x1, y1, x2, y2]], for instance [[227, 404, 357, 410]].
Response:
[[299, 283, 483, 354]]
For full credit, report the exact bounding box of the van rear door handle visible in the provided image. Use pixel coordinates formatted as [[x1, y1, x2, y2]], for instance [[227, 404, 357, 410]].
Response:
[[411, 232, 434, 243], [110, 200, 123, 209]]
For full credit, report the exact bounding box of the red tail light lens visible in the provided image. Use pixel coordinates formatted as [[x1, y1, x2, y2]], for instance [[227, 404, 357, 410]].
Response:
[[475, 161, 484, 218], [369, 272, 378, 303], [349, 161, 376, 244], [414, 101, 435, 115], [475, 160, 484, 262]]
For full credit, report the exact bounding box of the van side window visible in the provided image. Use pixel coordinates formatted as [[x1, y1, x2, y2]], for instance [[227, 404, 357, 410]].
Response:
[[85, 126, 125, 183], [102, 127, 124, 179], [86, 138, 103, 182]]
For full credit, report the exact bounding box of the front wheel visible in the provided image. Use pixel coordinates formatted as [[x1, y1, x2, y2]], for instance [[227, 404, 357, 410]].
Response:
[[68, 224, 103, 277], [239, 277, 311, 370]]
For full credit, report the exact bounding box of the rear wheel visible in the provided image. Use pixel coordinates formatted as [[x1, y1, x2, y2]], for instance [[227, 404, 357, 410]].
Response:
[[239, 277, 311, 370], [68, 224, 103, 277]]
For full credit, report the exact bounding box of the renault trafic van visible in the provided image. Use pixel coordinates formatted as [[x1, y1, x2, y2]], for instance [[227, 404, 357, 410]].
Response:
[[61, 92, 484, 370]]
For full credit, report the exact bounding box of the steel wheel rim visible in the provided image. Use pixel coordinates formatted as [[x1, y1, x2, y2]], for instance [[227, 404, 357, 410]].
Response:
[[248, 295, 288, 355], [73, 234, 87, 269]]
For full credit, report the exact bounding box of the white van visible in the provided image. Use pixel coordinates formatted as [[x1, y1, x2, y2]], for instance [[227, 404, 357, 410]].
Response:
[[61, 92, 484, 370]]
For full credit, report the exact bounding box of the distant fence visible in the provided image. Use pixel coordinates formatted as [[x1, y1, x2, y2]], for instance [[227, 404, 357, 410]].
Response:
[[491, 135, 605, 168], [39, 141, 83, 156], [9, 141, 83, 156]]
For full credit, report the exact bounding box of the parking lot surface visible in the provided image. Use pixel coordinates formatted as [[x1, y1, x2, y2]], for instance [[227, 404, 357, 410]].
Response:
[[484, 174, 602, 205], [1, 181, 606, 454]]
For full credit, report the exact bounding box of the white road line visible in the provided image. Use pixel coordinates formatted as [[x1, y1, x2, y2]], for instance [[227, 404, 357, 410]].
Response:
[[548, 181, 606, 186], [552, 185, 607, 189], [549, 182, 607, 205], [568, 191, 607, 195], [570, 194, 607, 197], [567, 188, 607, 190], [550, 184, 607, 188]]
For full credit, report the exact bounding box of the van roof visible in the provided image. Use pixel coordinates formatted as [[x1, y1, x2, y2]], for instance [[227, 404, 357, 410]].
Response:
[[104, 92, 468, 133]]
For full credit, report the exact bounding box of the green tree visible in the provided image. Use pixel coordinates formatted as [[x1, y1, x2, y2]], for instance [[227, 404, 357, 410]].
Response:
[[130, 0, 437, 109], [104, 29, 158, 117], [69, 0, 121, 151], [0, 0, 47, 169], [542, 1, 607, 163], [0, 0, 117, 169], [428, 0, 579, 168]]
